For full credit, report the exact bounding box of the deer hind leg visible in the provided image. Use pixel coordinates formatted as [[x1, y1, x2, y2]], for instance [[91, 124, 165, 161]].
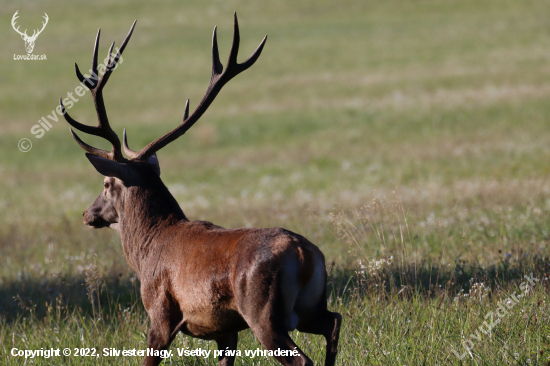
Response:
[[240, 279, 312, 365], [248, 319, 313, 366], [215, 332, 239, 366], [296, 310, 342, 366]]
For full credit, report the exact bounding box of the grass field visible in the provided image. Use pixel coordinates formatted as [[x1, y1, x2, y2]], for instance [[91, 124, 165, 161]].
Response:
[[1, 0, 550, 364]]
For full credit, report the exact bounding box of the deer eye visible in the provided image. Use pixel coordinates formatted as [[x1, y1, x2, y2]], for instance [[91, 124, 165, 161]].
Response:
[[103, 182, 109, 189]]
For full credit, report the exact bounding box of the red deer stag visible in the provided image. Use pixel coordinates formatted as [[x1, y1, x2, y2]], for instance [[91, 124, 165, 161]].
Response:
[[61, 14, 341, 366]]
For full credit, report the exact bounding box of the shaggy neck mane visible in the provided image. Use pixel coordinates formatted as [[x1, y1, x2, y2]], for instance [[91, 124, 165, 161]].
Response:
[[118, 182, 187, 273]]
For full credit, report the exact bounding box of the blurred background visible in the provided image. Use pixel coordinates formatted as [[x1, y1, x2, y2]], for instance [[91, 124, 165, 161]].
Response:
[[1, 0, 550, 361]]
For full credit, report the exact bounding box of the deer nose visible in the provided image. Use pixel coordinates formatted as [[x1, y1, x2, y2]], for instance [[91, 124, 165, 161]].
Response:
[[82, 211, 85, 217]]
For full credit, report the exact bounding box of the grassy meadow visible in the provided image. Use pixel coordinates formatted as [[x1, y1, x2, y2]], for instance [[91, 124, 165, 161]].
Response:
[[1, 0, 550, 364]]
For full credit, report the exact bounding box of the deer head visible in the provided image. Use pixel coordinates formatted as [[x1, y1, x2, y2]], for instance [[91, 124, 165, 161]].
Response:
[[60, 14, 266, 233], [12, 11, 48, 53]]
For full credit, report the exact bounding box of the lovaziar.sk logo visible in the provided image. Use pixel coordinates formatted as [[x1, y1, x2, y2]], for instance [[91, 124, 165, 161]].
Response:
[[12, 11, 48, 61]]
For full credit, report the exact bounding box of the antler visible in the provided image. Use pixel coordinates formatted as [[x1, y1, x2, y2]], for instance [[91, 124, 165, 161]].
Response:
[[29, 13, 48, 40], [123, 12, 267, 162], [11, 11, 28, 38], [60, 21, 136, 162]]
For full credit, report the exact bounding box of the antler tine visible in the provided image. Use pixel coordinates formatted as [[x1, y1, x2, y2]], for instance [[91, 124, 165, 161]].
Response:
[[75, 28, 100, 89], [226, 13, 241, 70], [106, 41, 115, 69], [63, 21, 137, 162], [130, 13, 267, 162], [182, 99, 190, 122], [70, 128, 114, 160], [93, 30, 100, 79], [122, 128, 139, 160], [211, 27, 224, 76], [99, 20, 136, 91], [60, 98, 100, 135]]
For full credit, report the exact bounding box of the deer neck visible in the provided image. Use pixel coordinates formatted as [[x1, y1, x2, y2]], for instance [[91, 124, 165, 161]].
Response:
[[118, 185, 187, 275]]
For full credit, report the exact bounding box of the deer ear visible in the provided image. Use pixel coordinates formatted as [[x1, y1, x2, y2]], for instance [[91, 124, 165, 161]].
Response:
[[147, 153, 161, 176], [86, 153, 131, 182]]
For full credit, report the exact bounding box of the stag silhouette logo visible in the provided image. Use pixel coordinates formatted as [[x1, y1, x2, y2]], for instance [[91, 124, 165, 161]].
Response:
[[12, 11, 48, 54]]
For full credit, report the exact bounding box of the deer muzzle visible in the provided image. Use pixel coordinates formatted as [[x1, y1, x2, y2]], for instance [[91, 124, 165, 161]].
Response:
[[83, 210, 110, 228]]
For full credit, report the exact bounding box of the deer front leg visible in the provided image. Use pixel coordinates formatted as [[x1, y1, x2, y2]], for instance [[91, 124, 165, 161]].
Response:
[[215, 333, 239, 366], [142, 312, 176, 366]]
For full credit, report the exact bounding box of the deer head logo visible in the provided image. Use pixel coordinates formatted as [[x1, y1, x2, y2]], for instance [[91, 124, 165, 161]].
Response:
[[11, 11, 48, 54]]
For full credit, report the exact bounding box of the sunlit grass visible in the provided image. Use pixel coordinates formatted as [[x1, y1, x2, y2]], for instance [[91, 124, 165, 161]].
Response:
[[2, 0, 550, 364]]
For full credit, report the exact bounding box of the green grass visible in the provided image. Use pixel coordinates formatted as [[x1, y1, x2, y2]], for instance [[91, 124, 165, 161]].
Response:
[[2, 0, 550, 364]]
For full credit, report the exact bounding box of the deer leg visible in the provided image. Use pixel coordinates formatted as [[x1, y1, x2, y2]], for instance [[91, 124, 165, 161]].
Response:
[[246, 318, 312, 366], [296, 310, 342, 366], [215, 332, 239, 366], [142, 314, 174, 366]]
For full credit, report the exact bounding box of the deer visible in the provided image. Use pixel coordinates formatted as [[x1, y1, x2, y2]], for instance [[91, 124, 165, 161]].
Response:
[[11, 11, 49, 53], [60, 14, 341, 366]]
